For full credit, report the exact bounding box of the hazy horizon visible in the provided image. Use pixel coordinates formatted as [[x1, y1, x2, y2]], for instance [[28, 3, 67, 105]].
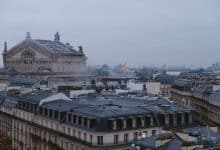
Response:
[[0, 0, 220, 68]]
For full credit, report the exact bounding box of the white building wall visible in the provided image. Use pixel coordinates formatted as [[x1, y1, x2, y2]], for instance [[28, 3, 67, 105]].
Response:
[[146, 82, 161, 95]]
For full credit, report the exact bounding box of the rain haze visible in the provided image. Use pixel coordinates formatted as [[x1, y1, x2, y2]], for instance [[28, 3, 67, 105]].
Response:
[[0, 0, 220, 68]]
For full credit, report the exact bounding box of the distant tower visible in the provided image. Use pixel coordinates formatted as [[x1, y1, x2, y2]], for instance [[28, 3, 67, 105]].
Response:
[[3, 41, 7, 53], [54, 32, 60, 42], [122, 60, 128, 70], [25, 32, 31, 40], [161, 64, 166, 75]]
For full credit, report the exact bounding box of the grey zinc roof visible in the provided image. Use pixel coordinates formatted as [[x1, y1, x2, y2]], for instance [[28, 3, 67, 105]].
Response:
[[19, 90, 54, 103], [40, 95, 192, 118], [174, 79, 192, 87], [158, 139, 182, 150], [183, 126, 220, 140], [135, 133, 176, 149], [34, 40, 83, 55], [2, 96, 19, 108], [41, 100, 85, 112], [154, 74, 176, 84], [9, 77, 37, 87], [209, 92, 220, 102], [71, 105, 148, 118]]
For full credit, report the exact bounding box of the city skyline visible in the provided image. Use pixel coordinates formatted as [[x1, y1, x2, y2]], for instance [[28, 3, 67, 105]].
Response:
[[0, 0, 220, 68]]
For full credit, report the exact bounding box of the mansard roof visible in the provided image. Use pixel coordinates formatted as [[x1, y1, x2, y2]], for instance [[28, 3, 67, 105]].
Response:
[[39, 94, 192, 118], [19, 90, 54, 103]]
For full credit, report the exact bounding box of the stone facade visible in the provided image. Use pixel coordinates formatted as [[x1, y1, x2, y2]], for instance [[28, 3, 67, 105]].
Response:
[[170, 88, 220, 126], [2, 32, 87, 75]]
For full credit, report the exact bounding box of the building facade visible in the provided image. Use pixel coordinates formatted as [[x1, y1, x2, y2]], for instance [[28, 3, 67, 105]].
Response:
[[2, 32, 87, 75], [0, 90, 194, 150], [171, 79, 220, 126]]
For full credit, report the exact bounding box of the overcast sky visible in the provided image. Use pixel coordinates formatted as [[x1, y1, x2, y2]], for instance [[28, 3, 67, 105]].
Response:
[[0, 0, 220, 68]]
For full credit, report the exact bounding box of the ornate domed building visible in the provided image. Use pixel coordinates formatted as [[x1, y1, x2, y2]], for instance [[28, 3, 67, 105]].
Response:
[[2, 32, 87, 75]]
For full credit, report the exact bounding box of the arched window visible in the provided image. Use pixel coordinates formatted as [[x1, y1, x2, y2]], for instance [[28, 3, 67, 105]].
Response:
[[22, 50, 35, 64]]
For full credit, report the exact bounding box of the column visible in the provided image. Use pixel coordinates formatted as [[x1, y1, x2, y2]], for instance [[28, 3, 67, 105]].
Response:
[[188, 113, 192, 124], [66, 114, 69, 123], [181, 113, 185, 125], [141, 117, 145, 127], [132, 118, 136, 128], [173, 114, 177, 126], [81, 117, 84, 126], [76, 116, 79, 125], [71, 115, 74, 124], [42, 108, 45, 116], [87, 119, 90, 128], [58, 112, 61, 120], [52, 110, 55, 118], [150, 117, 153, 126], [165, 115, 169, 125], [123, 119, 127, 129], [113, 120, 117, 130], [48, 109, 50, 117]]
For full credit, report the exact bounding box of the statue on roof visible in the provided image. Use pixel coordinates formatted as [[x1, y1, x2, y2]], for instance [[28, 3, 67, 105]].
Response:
[[3, 41, 7, 53], [54, 32, 60, 42], [78, 45, 84, 54]]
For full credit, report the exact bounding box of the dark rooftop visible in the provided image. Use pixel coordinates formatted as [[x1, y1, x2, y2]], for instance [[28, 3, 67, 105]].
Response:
[[19, 90, 54, 103]]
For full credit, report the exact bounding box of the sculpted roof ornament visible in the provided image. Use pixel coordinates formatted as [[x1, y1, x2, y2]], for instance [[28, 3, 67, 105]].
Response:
[[54, 32, 60, 42], [78, 45, 84, 54], [25, 32, 31, 40], [3, 41, 7, 53]]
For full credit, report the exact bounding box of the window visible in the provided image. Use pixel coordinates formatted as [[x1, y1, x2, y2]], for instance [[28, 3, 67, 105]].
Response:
[[61, 140, 63, 148], [90, 135, 93, 144], [152, 130, 156, 136], [134, 132, 138, 140], [124, 133, 129, 143], [68, 128, 70, 135], [97, 136, 103, 145], [51, 122, 53, 129], [78, 131, 81, 139], [114, 135, 119, 144], [84, 133, 87, 141], [70, 144, 74, 149], [143, 131, 147, 138], [66, 142, 68, 150], [56, 124, 59, 130], [72, 129, 75, 136], [45, 120, 48, 126]]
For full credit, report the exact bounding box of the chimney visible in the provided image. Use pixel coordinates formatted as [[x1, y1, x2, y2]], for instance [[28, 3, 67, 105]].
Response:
[[25, 32, 31, 40]]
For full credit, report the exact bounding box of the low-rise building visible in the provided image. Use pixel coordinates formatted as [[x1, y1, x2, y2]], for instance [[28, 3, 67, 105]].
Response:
[[132, 126, 220, 150]]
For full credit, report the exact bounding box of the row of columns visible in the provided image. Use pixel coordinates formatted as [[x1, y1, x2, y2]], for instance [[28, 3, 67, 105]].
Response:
[[167, 113, 192, 126], [110, 112, 193, 130], [111, 116, 154, 130], [66, 114, 92, 129]]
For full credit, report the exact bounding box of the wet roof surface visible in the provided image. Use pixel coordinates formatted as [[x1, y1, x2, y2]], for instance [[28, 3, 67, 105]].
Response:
[[34, 40, 82, 55], [0, 89, 192, 118], [40, 94, 192, 118], [19, 90, 54, 103]]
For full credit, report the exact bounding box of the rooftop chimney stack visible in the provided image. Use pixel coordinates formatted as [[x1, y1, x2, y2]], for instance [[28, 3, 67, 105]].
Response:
[[25, 32, 31, 40]]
